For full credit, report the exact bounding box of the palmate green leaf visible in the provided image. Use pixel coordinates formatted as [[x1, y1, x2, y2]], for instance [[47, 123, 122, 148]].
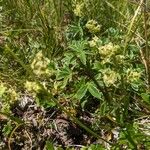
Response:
[[69, 40, 87, 65], [79, 50, 86, 65], [56, 66, 72, 89], [87, 82, 102, 99], [60, 77, 69, 89], [56, 67, 72, 80], [75, 84, 88, 100]]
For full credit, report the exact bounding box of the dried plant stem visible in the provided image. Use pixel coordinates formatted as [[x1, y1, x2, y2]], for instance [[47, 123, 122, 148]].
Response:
[[8, 124, 24, 150], [143, 0, 150, 90]]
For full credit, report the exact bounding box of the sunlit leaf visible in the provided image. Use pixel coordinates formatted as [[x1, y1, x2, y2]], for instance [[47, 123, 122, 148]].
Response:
[[75, 84, 88, 100], [56, 67, 72, 80], [88, 82, 102, 99], [141, 93, 150, 104], [69, 40, 87, 65]]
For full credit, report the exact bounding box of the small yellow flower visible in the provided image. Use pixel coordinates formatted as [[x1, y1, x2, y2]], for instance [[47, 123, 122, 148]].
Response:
[[93, 36, 99, 42], [73, 3, 84, 17], [86, 20, 101, 33], [35, 51, 43, 59], [64, 106, 77, 117], [98, 43, 119, 64], [31, 51, 50, 76], [99, 43, 116, 57], [88, 36, 99, 47], [126, 69, 141, 83], [89, 40, 96, 47], [103, 69, 120, 86], [0, 82, 7, 97], [24, 81, 41, 93], [115, 55, 125, 64], [8, 88, 19, 101]]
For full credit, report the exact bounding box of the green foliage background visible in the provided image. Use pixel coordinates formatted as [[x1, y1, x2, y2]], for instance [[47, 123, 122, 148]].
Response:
[[0, 0, 150, 149]]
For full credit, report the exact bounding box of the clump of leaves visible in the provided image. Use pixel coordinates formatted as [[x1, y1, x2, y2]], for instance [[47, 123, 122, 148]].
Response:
[[1, 0, 150, 149]]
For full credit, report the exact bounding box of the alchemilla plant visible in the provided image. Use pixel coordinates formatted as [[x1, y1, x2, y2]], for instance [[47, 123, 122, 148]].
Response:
[[0, 0, 150, 149]]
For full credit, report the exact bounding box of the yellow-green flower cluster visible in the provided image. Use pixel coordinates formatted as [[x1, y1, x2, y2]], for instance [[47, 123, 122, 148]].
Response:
[[85, 20, 101, 33], [98, 43, 119, 64], [31, 51, 50, 76], [24, 81, 41, 93], [0, 82, 7, 97], [0, 82, 19, 102], [102, 69, 120, 86], [73, 2, 84, 17], [88, 36, 99, 47], [115, 54, 125, 64], [126, 69, 141, 83], [8, 88, 19, 102]]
